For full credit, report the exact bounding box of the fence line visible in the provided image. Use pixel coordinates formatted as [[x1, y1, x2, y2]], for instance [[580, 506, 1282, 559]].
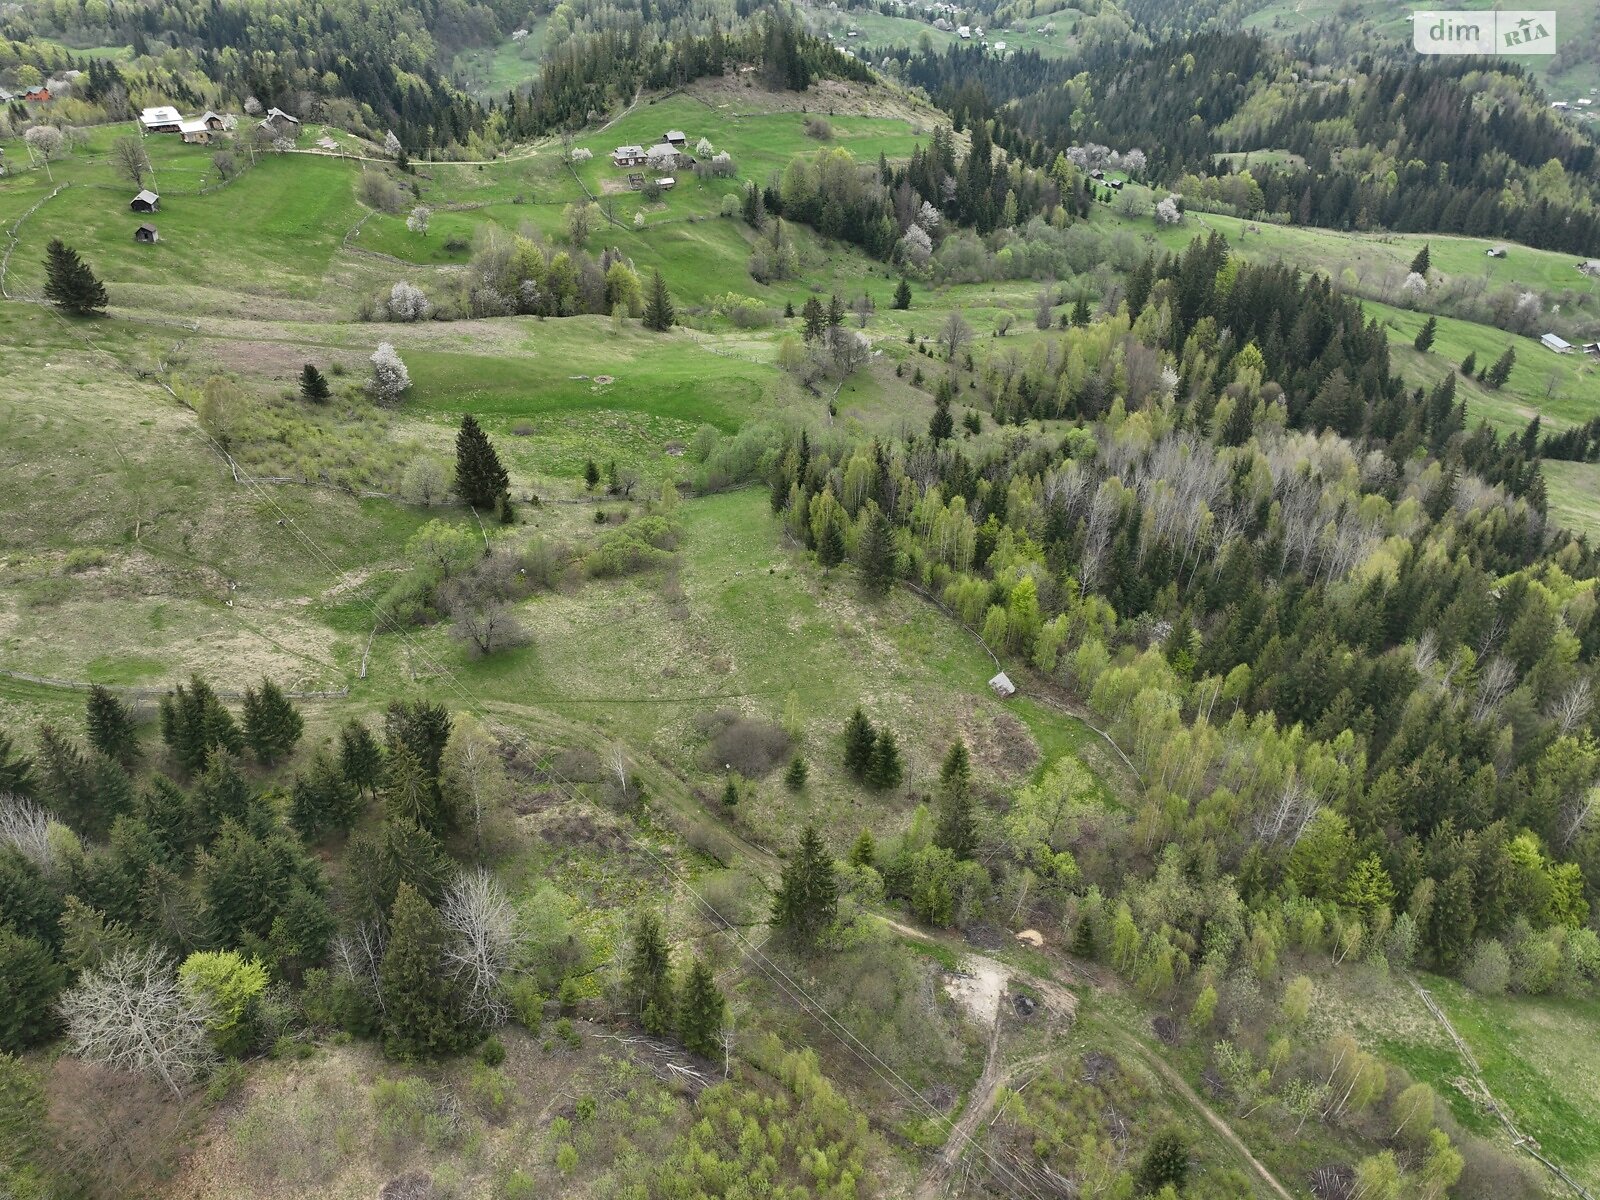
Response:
[[0, 668, 348, 702], [1413, 981, 1595, 1200], [0, 181, 70, 299]]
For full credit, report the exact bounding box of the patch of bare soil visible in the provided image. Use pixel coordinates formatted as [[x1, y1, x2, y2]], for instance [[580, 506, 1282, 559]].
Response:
[[944, 959, 1007, 1029]]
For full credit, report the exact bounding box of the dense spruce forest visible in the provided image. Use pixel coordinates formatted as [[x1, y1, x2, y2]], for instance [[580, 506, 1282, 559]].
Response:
[[891, 34, 1600, 254], [769, 231, 1600, 990]]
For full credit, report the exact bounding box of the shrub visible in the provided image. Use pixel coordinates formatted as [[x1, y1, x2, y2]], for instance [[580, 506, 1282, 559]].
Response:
[[500, 1169, 537, 1200], [703, 711, 792, 777], [1463, 939, 1510, 995]]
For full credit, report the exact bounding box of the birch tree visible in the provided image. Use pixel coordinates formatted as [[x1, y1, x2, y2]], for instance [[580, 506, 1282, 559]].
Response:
[[440, 869, 516, 1025]]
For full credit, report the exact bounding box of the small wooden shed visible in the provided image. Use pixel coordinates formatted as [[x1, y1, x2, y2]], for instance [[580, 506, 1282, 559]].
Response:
[[130, 189, 159, 213], [133, 224, 158, 243]]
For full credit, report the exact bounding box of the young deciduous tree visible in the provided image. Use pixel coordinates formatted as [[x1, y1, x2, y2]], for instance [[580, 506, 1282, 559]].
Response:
[[771, 825, 837, 948], [43, 239, 108, 316], [111, 136, 150, 187], [58, 948, 215, 1096], [937, 309, 972, 360], [177, 950, 267, 1057], [368, 341, 412, 405]]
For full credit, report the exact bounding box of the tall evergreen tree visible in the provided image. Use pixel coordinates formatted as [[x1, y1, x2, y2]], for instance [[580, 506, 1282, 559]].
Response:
[[817, 517, 846, 570], [381, 883, 469, 1059], [771, 825, 838, 948], [382, 741, 438, 832], [857, 507, 896, 596], [455, 414, 510, 511], [676, 959, 725, 1057], [784, 754, 809, 792], [893, 278, 912, 310], [1413, 316, 1437, 353], [1071, 295, 1091, 327], [159, 677, 242, 775], [1485, 346, 1516, 389], [0, 925, 65, 1052], [1459, 351, 1477, 377], [1410, 243, 1431, 276], [625, 911, 675, 1035], [289, 748, 360, 840], [643, 270, 675, 332], [85, 684, 139, 766], [933, 739, 977, 858], [242, 679, 303, 766], [42, 239, 108, 315], [338, 719, 383, 799], [843, 708, 877, 779], [299, 363, 332, 404], [801, 296, 826, 341], [867, 728, 904, 791], [929, 388, 954, 443], [0, 730, 35, 797]]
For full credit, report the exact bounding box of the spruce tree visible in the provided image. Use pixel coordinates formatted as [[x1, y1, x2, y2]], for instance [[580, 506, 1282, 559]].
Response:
[[1485, 346, 1516, 389], [784, 754, 808, 792], [784, 300, 795, 318], [381, 883, 469, 1059], [801, 296, 826, 342], [929, 391, 954, 443], [290, 748, 360, 840], [383, 741, 439, 833], [0, 729, 35, 797], [933, 739, 976, 858], [848, 829, 876, 868], [338, 719, 383, 799], [771, 825, 838, 948], [857, 507, 896, 597], [893, 278, 912, 310], [625, 911, 675, 1035], [455, 414, 510, 511], [867, 728, 904, 791], [0, 925, 65, 1052], [1136, 1128, 1191, 1195], [1221, 396, 1254, 447], [826, 294, 844, 329], [817, 517, 846, 570], [1458, 351, 1476, 377], [85, 684, 139, 766], [299, 363, 332, 404], [584, 459, 600, 491], [643, 269, 675, 332], [160, 676, 241, 775], [843, 708, 877, 780], [1071, 295, 1091, 327], [1409, 243, 1431, 276], [242, 679, 303, 765], [721, 775, 739, 806], [676, 959, 725, 1058], [1413, 316, 1437, 353], [42, 239, 108, 315]]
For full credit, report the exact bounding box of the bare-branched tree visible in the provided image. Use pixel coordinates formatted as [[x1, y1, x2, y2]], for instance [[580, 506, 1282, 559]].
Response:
[[440, 869, 516, 1025], [0, 793, 55, 869], [58, 949, 215, 1097]]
